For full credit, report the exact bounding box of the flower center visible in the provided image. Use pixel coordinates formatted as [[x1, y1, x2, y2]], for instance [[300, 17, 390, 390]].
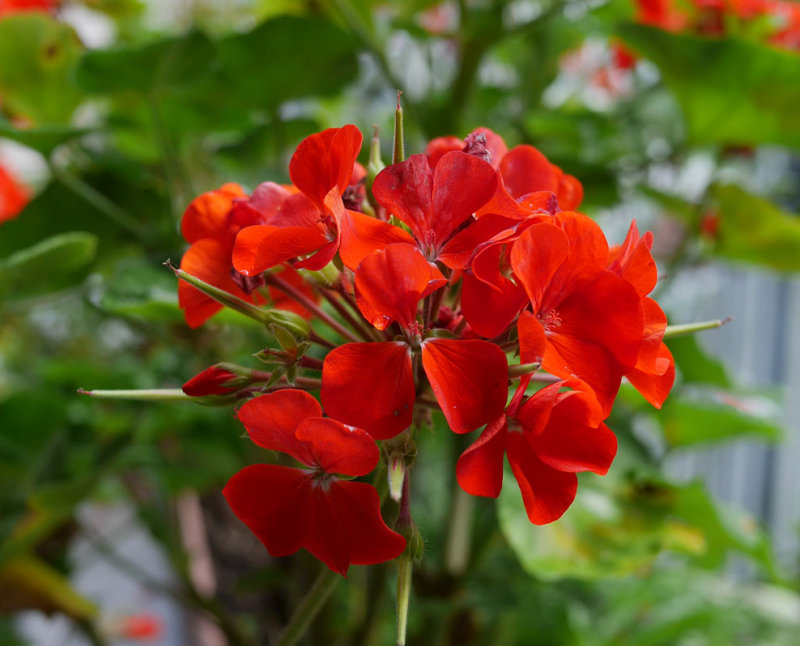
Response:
[[538, 309, 562, 332]]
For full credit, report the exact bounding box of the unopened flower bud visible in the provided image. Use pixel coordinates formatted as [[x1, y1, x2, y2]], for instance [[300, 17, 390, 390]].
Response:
[[183, 364, 249, 397], [388, 452, 406, 503]]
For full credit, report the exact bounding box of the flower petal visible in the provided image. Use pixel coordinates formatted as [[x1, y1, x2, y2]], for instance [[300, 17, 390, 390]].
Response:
[[532, 392, 617, 474], [461, 271, 526, 339], [180, 183, 245, 244], [289, 125, 362, 208], [517, 310, 546, 365], [321, 342, 415, 440], [506, 434, 577, 525], [329, 480, 407, 567], [372, 154, 434, 244], [295, 417, 379, 477], [339, 209, 415, 271], [499, 145, 558, 199], [422, 338, 508, 434], [456, 414, 508, 498], [510, 222, 570, 311], [355, 243, 445, 331], [232, 224, 327, 276], [431, 151, 497, 245], [627, 342, 675, 409], [223, 464, 312, 558], [237, 390, 321, 466], [178, 238, 254, 328], [607, 220, 657, 298]]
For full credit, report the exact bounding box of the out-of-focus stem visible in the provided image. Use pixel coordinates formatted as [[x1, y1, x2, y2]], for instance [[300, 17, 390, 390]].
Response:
[[444, 485, 473, 577], [275, 568, 340, 646]]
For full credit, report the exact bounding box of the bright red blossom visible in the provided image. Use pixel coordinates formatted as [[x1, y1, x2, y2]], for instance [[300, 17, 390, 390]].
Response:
[[225, 390, 405, 576], [232, 125, 363, 276], [457, 378, 615, 524]]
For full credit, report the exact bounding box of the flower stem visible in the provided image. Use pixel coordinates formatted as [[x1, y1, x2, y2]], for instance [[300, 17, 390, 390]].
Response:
[[265, 273, 362, 344], [663, 317, 732, 339], [444, 485, 473, 576], [275, 567, 340, 646], [317, 287, 380, 342], [396, 555, 412, 646], [77, 388, 190, 402], [50, 163, 143, 238]]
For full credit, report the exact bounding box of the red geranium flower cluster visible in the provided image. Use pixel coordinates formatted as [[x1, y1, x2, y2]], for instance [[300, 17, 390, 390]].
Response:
[[177, 124, 675, 575]]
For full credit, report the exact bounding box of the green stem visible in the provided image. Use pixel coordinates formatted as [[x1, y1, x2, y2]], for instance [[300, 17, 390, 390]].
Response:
[[50, 163, 143, 237], [663, 317, 732, 339], [276, 567, 340, 646], [444, 485, 473, 577], [265, 272, 361, 343], [78, 388, 190, 402], [148, 93, 186, 217], [396, 555, 413, 646]]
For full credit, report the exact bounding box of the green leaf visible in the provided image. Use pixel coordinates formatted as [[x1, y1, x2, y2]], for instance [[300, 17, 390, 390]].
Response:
[[0, 116, 89, 156], [497, 475, 702, 581], [0, 232, 98, 300], [76, 29, 216, 95], [0, 555, 97, 619], [498, 474, 778, 582], [617, 24, 800, 148], [217, 16, 360, 111], [667, 334, 732, 388], [658, 393, 782, 448], [638, 185, 698, 226], [0, 14, 84, 123], [712, 184, 800, 272]]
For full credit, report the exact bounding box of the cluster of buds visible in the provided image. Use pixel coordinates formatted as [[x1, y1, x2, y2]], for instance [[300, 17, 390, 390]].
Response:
[[174, 113, 676, 587]]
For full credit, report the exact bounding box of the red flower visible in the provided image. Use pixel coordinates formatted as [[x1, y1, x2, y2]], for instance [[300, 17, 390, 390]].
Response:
[[457, 378, 615, 524], [0, 163, 29, 224], [511, 212, 644, 414], [225, 390, 406, 576], [232, 125, 363, 276], [424, 128, 583, 213], [178, 182, 315, 327], [607, 221, 675, 408], [321, 244, 508, 439]]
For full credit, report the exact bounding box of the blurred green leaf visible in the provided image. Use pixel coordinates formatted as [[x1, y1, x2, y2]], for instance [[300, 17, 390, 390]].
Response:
[[0, 555, 96, 619], [217, 16, 360, 111], [617, 24, 800, 148], [712, 184, 800, 271], [0, 232, 98, 300], [659, 394, 782, 448], [498, 474, 777, 581], [0, 117, 89, 156], [638, 185, 698, 225], [0, 14, 83, 124], [667, 335, 732, 388], [76, 29, 216, 95]]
